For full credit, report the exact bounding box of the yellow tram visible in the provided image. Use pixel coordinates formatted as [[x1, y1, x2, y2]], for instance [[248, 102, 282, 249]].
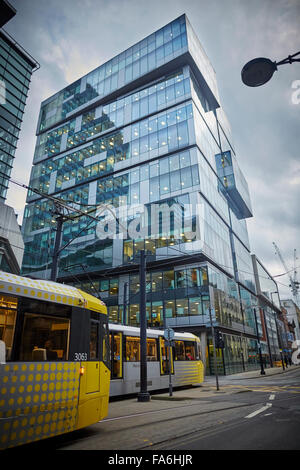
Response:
[[0, 271, 110, 449]]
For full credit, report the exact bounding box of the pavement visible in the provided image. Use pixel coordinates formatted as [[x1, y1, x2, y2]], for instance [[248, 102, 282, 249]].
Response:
[[106, 365, 300, 420]]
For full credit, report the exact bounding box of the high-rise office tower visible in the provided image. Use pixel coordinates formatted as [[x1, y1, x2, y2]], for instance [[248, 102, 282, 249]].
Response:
[[0, 0, 39, 273], [22, 15, 260, 374], [0, 0, 39, 202]]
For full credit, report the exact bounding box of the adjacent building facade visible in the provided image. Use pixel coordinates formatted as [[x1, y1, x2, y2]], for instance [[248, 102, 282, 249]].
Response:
[[21, 15, 277, 374], [282, 299, 300, 342], [0, 0, 39, 273]]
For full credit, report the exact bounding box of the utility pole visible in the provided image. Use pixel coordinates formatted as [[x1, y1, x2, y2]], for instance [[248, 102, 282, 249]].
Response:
[[253, 308, 266, 375], [123, 282, 128, 325], [50, 212, 64, 282], [137, 250, 150, 402], [209, 307, 220, 391]]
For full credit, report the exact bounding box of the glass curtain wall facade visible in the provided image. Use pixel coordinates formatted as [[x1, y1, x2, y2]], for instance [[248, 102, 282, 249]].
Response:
[[22, 15, 260, 375], [0, 29, 39, 202]]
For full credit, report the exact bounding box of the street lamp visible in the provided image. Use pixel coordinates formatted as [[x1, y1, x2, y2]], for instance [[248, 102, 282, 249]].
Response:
[[253, 308, 266, 375], [241, 51, 300, 87], [270, 291, 285, 371]]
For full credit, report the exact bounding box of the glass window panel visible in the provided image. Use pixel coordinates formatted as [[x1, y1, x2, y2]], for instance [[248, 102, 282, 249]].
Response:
[[140, 164, 149, 181], [180, 166, 192, 189], [147, 338, 157, 360], [149, 132, 158, 151], [180, 151, 191, 168], [149, 162, 159, 177], [160, 173, 170, 194], [165, 300, 175, 319], [159, 157, 169, 175], [192, 165, 200, 186], [175, 270, 186, 288], [148, 50, 156, 69], [164, 41, 173, 57], [169, 153, 180, 172], [174, 341, 185, 360], [126, 336, 140, 361], [148, 93, 156, 113], [150, 302, 163, 327], [170, 170, 181, 192], [176, 298, 189, 316], [140, 97, 148, 117], [140, 55, 148, 74], [149, 176, 160, 201], [21, 313, 70, 361], [167, 124, 178, 150], [163, 270, 175, 289], [158, 128, 168, 147], [157, 89, 166, 107], [177, 121, 189, 146], [140, 135, 148, 154], [185, 342, 196, 360], [189, 298, 202, 316], [155, 30, 164, 48], [156, 46, 164, 61], [124, 240, 133, 263]]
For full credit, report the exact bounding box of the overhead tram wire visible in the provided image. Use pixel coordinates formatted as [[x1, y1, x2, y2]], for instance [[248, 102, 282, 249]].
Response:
[[0, 170, 126, 230]]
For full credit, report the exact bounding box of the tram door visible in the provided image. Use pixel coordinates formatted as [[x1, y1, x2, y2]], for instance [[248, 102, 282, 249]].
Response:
[[109, 332, 122, 378], [159, 337, 173, 375]]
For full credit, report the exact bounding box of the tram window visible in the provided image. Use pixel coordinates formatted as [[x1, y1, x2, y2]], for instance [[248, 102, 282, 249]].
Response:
[[111, 332, 122, 378], [90, 321, 99, 360], [147, 338, 157, 361], [185, 341, 196, 360], [0, 294, 17, 361], [126, 336, 140, 361], [174, 340, 185, 360], [20, 313, 70, 361], [102, 321, 110, 368], [160, 338, 173, 375]]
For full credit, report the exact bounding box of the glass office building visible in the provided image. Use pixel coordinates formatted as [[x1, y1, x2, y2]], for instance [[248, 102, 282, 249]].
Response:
[[0, 0, 39, 277], [22, 15, 260, 374], [0, 25, 39, 202]]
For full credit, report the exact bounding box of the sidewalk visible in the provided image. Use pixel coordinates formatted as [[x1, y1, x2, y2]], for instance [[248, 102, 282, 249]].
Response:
[[214, 363, 300, 380], [148, 364, 300, 402]]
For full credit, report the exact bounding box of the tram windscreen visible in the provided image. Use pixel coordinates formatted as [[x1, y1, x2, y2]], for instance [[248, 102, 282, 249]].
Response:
[[20, 313, 70, 361], [0, 294, 17, 360]]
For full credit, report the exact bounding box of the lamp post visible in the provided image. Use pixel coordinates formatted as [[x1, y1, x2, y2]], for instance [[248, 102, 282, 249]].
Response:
[[137, 250, 150, 402], [241, 51, 300, 87], [253, 308, 265, 375], [270, 291, 285, 371]]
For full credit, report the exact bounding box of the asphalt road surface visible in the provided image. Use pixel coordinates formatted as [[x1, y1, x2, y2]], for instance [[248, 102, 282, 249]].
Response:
[[9, 366, 300, 451]]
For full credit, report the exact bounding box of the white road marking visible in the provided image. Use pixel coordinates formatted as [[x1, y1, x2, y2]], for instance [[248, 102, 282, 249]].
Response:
[[245, 403, 272, 419], [269, 394, 275, 400]]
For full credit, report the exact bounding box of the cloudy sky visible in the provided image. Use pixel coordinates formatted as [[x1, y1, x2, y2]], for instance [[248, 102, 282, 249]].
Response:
[[4, 0, 300, 299]]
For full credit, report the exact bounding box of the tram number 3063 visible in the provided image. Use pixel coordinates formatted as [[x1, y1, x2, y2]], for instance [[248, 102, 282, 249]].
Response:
[[74, 352, 88, 361]]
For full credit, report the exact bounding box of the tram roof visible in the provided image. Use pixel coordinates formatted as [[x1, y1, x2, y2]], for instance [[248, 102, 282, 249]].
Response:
[[0, 271, 107, 314], [109, 323, 199, 341]]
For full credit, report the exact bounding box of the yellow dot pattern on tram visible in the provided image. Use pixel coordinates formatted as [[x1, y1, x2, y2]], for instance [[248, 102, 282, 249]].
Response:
[[0, 362, 80, 449]]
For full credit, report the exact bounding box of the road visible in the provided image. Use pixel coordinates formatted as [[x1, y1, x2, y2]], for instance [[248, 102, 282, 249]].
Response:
[[10, 366, 300, 451]]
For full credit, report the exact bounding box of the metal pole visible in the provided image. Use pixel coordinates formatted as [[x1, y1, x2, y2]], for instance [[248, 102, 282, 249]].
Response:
[[262, 308, 273, 368], [253, 308, 265, 375], [168, 338, 173, 397], [209, 307, 219, 391], [50, 215, 63, 282], [274, 311, 285, 371], [123, 282, 128, 325], [137, 250, 150, 402]]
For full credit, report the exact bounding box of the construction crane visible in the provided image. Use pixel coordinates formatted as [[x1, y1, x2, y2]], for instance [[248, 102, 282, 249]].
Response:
[[273, 242, 300, 306]]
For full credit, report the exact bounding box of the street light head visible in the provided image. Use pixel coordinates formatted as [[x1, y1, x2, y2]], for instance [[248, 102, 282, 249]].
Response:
[[241, 57, 277, 87]]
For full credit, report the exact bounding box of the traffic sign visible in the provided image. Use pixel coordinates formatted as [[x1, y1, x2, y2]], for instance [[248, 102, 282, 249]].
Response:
[[164, 328, 175, 342]]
